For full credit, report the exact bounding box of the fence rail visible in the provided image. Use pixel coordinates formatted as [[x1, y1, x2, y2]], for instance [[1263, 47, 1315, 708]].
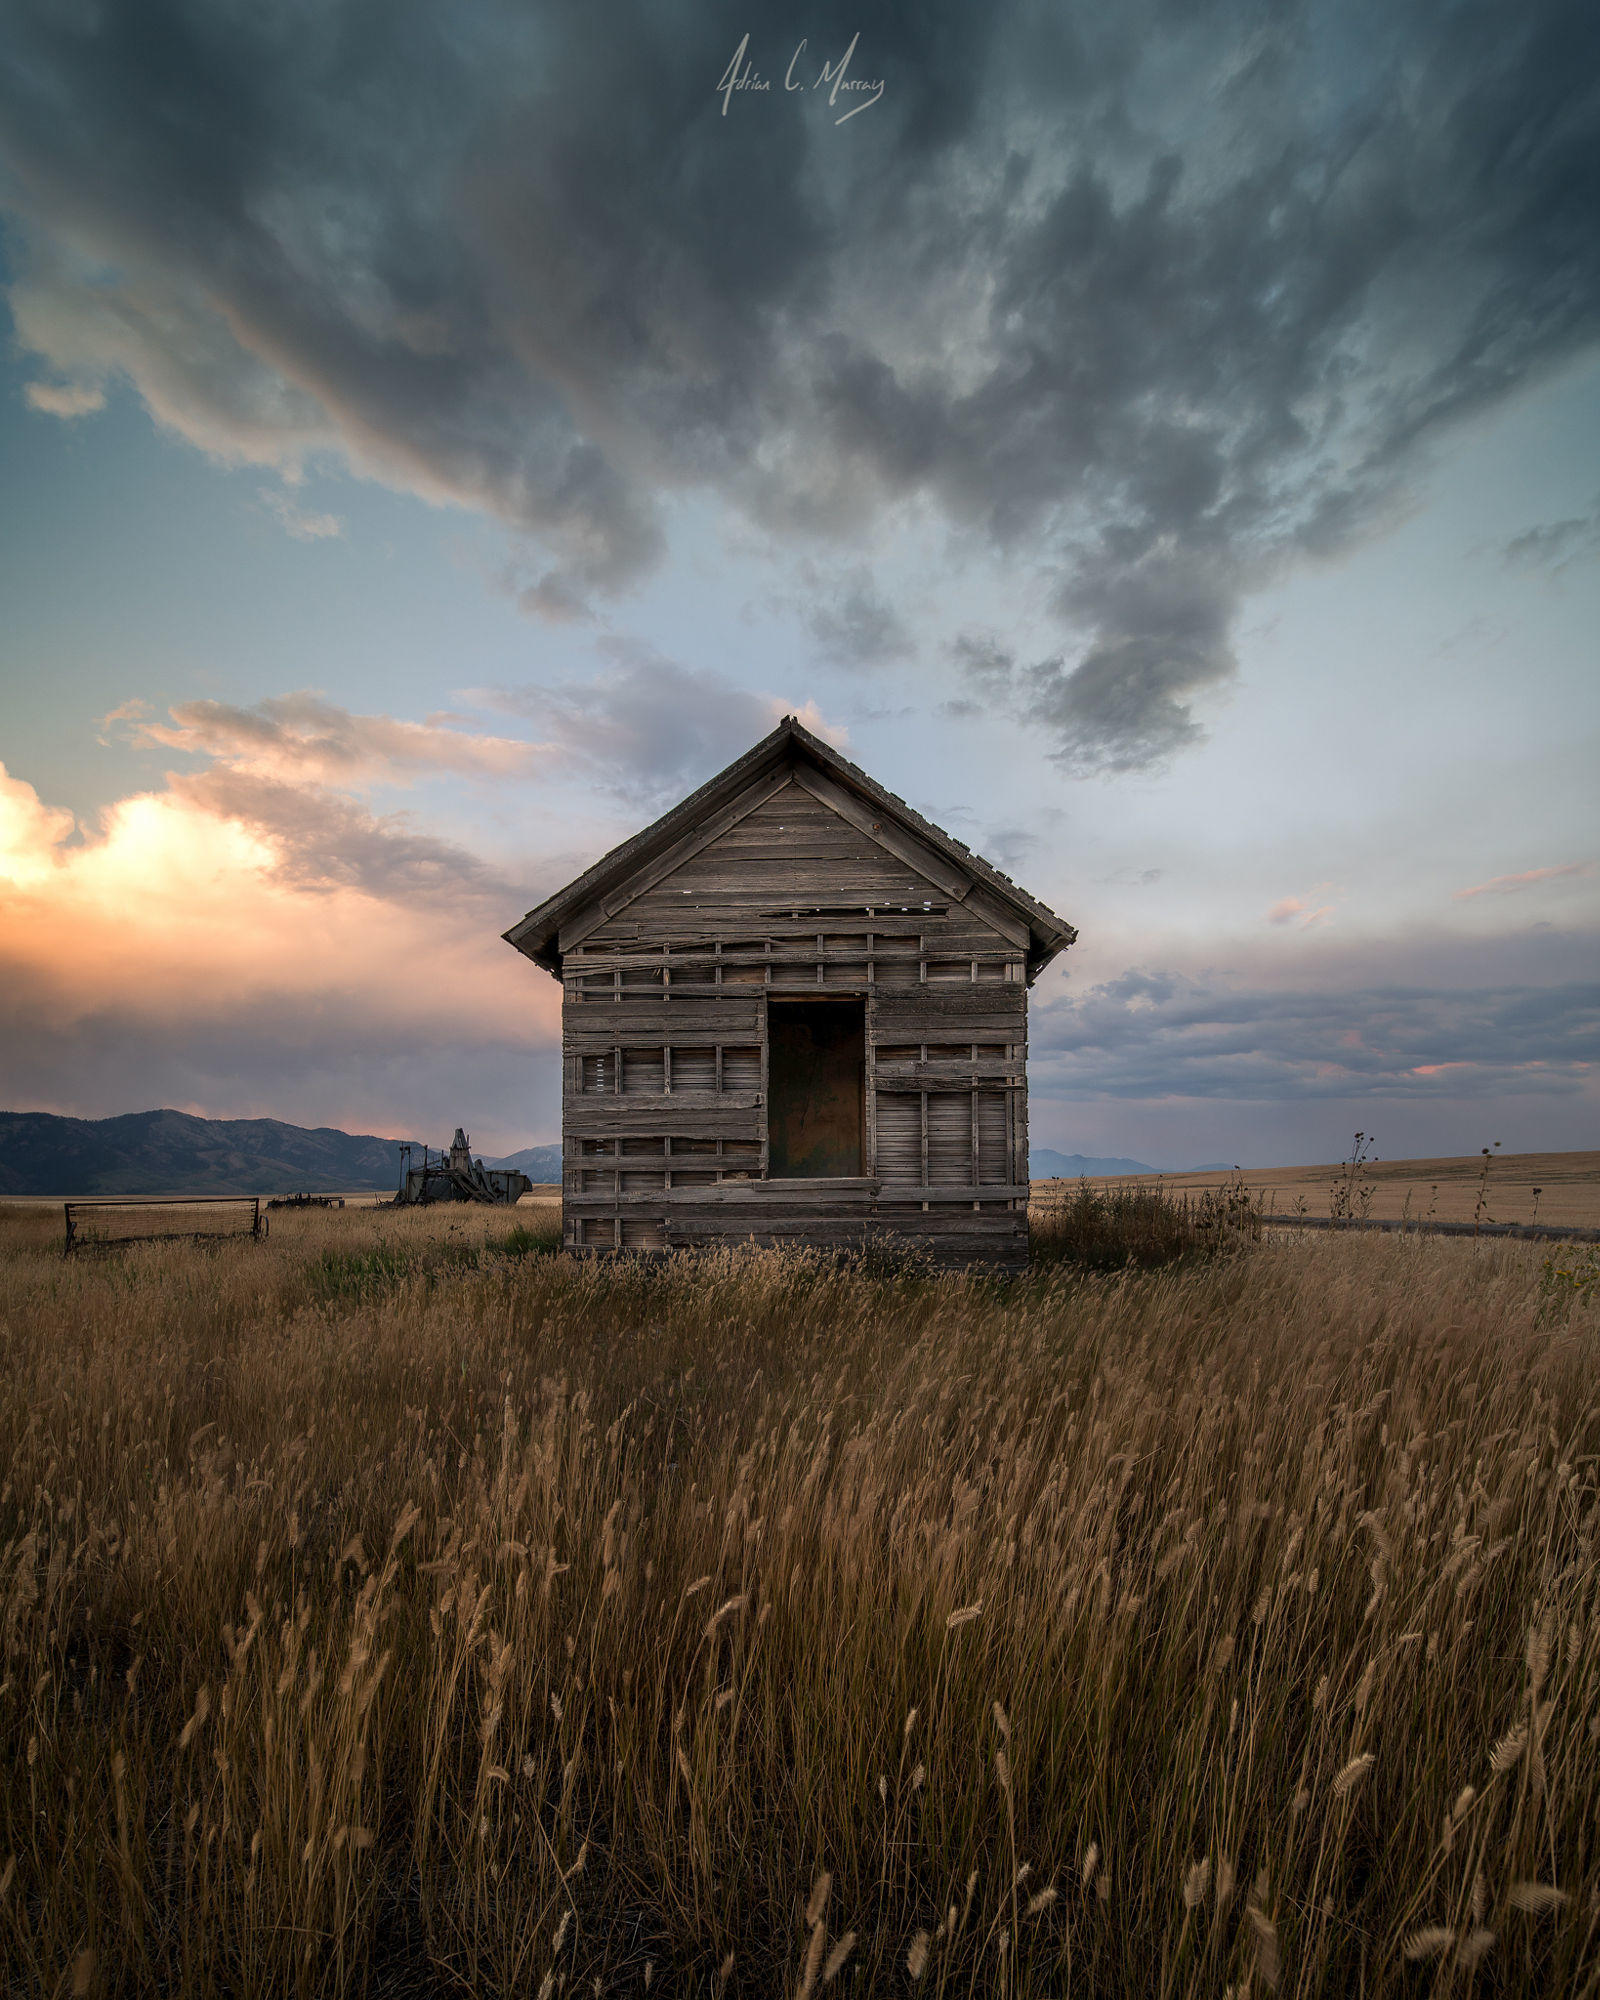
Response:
[[63, 1196, 265, 1255], [1260, 1215, 1600, 1244]]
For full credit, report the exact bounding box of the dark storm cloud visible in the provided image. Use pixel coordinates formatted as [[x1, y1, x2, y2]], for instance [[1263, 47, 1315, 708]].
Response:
[[1030, 951, 1600, 1104], [4, 0, 1598, 762]]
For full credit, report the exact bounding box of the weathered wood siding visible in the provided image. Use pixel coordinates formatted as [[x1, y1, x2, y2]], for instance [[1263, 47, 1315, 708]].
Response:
[[557, 773, 1033, 1270]]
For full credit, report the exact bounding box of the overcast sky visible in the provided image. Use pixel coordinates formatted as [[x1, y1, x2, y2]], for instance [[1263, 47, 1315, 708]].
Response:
[[1, 0, 1595, 1166]]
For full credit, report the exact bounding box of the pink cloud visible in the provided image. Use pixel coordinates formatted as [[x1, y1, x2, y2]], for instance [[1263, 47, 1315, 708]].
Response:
[[116, 691, 553, 788], [1267, 886, 1339, 929], [1453, 862, 1593, 900]]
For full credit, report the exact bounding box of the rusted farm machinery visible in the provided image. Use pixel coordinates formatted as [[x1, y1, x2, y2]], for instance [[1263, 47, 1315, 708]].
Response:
[[393, 1128, 531, 1207]]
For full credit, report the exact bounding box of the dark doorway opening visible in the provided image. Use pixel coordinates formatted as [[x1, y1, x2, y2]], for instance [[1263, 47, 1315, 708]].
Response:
[[767, 1000, 865, 1177]]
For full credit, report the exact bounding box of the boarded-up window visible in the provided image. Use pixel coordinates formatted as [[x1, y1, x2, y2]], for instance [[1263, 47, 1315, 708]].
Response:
[[826, 962, 870, 986], [669, 1047, 716, 1091], [621, 1049, 665, 1094], [927, 1094, 973, 1185], [619, 1170, 666, 1192], [974, 961, 1010, 982], [581, 1054, 615, 1093], [621, 966, 664, 989], [620, 1217, 666, 1249], [977, 1090, 1009, 1184], [874, 1094, 921, 1180], [722, 1047, 761, 1091], [926, 960, 972, 983]]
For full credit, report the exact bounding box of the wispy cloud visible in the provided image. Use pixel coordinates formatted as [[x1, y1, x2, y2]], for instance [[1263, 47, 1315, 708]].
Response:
[[113, 692, 549, 788], [466, 640, 846, 805], [1502, 504, 1600, 574], [1454, 862, 1594, 899], [258, 486, 344, 542], [1267, 887, 1339, 929], [788, 562, 914, 668], [24, 378, 105, 417]]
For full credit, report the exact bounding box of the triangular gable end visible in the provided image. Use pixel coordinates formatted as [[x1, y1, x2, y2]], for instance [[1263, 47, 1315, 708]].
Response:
[[504, 716, 1076, 980], [572, 774, 1021, 953]]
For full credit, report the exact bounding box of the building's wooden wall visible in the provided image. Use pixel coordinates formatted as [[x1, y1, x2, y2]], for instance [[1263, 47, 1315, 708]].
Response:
[[558, 776, 1032, 1270]]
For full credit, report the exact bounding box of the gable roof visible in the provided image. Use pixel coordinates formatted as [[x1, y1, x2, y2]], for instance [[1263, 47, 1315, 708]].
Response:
[[503, 715, 1077, 981]]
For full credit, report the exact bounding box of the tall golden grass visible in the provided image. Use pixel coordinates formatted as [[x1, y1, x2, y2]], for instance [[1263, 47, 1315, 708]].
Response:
[[0, 1203, 1595, 1996]]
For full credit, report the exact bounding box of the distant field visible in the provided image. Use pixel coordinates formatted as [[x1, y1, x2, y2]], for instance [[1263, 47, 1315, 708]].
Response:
[[1034, 1148, 1600, 1228], [0, 1202, 1595, 1995], [12, 1157, 1596, 1229]]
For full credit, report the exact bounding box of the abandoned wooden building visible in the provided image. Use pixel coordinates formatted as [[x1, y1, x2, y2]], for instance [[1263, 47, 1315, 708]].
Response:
[[503, 716, 1076, 1269]]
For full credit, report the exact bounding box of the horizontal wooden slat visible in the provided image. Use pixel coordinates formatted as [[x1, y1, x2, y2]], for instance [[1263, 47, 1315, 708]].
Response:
[[565, 1100, 763, 1139], [871, 1063, 1023, 1088], [559, 765, 795, 950], [872, 985, 1026, 1017], [788, 765, 1032, 947], [566, 1182, 1031, 1208], [563, 1000, 764, 1042], [662, 1215, 1025, 1240], [567, 1180, 880, 1211], [875, 1184, 1032, 1201]]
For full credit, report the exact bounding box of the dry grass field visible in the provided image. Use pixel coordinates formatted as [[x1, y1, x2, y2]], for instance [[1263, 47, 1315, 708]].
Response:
[[1037, 1149, 1600, 1230], [1, 1201, 1597, 1997]]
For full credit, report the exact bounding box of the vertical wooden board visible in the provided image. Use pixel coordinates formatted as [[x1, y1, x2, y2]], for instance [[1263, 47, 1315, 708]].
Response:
[[1014, 1050, 1029, 1195], [977, 1089, 1009, 1184]]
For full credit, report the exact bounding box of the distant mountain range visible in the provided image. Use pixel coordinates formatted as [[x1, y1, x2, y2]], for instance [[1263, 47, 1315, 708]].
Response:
[[1030, 1148, 1156, 1178], [0, 1110, 426, 1197], [481, 1144, 564, 1182], [0, 1111, 1217, 1197]]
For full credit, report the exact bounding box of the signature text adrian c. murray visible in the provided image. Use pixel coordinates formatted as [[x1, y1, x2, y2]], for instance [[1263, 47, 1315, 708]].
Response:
[[717, 33, 885, 125]]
